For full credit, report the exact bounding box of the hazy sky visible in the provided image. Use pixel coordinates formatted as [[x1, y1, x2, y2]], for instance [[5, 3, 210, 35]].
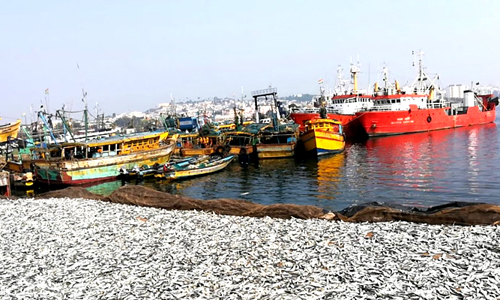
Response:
[[1, 0, 499, 122]]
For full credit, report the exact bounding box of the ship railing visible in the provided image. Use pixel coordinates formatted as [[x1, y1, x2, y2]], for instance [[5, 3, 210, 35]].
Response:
[[369, 105, 408, 112], [426, 101, 450, 109], [325, 107, 341, 114]]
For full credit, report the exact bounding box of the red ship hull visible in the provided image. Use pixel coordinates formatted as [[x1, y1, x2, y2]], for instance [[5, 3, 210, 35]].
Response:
[[290, 112, 367, 140], [355, 106, 496, 137]]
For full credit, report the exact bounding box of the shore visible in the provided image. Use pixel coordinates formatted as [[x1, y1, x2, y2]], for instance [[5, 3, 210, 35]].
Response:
[[1, 197, 499, 299]]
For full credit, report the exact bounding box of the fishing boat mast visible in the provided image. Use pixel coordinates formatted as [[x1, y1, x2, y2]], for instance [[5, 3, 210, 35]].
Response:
[[319, 80, 327, 119], [55, 107, 76, 143], [251, 86, 279, 124], [82, 89, 89, 142]]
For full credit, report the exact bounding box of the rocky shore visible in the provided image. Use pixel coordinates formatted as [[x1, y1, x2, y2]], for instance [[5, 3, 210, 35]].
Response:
[[1, 189, 500, 299]]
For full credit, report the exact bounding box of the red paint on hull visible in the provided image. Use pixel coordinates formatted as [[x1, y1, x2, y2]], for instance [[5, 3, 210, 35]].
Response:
[[290, 113, 366, 140], [35, 174, 119, 187], [355, 106, 496, 137]]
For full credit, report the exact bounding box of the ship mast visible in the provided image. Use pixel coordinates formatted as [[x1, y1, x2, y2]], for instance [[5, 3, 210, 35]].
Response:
[[411, 50, 428, 94], [335, 65, 345, 95], [319, 80, 327, 119], [350, 58, 360, 94], [82, 89, 88, 142], [382, 66, 389, 90]]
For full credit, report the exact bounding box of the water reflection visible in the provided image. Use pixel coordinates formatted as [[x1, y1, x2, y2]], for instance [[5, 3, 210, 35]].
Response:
[[316, 153, 345, 200], [345, 123, 499, 207], [85, 180, 129, 196], [67, 123, 500, 211]]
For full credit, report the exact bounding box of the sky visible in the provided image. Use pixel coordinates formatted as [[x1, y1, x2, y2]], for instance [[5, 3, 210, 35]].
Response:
[[1, 0, 499, 122]]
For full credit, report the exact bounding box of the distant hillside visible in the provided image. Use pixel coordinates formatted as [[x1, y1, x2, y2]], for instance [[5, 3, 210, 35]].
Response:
[[281, 94, 316, 102]]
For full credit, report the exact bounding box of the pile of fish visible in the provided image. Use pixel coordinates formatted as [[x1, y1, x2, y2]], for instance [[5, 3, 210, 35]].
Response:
[[0, 198, 499, 299]]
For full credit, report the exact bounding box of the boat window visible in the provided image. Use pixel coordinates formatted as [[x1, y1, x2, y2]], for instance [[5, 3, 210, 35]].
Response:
[[52, 148, 62, 158]]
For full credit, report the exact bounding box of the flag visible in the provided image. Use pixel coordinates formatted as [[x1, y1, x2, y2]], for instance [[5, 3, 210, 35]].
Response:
[[45, 88, 49, 94], [318, 79, 324, 84]]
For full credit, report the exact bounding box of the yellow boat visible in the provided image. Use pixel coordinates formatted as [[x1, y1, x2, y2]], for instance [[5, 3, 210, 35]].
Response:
[[0, 119, 21, 143], [300, 118, 345, 156]]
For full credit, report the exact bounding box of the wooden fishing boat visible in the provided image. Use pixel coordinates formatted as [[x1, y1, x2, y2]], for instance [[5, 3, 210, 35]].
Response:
[[175, 133, 222, 157], [155, 155, 234, 180], [255, 123, 299, 159], [0, 119, 21, 143], [33, 131, 178, 185], [290, 64, 373, 141], [301, 118, 345, 156], [222, 131, 256, 156]]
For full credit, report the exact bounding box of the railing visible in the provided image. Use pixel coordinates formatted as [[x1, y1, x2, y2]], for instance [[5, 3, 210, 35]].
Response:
[[369, 101, 450, 111], [251, 87, 278, 97]]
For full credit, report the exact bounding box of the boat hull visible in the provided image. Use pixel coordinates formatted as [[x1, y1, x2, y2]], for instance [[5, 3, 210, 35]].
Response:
[[255, 143, 296, 159], [34, 143, 176, 186], [290, 113, 365, 140], [229, 145, 254, 155], [0, 120, 21, 143], [301, 129, 345, 156], [160, 155, 234, 180], [180, 147, 215, 157], [356, 106, 496, 137]]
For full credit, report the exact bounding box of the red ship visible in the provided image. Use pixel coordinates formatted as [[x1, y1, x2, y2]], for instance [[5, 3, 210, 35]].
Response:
[[355, 51, 498, 137], [356, 93, 497, 137]]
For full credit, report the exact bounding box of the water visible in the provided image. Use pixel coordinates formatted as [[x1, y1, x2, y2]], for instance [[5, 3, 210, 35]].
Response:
[[20, 122, 500, 212]]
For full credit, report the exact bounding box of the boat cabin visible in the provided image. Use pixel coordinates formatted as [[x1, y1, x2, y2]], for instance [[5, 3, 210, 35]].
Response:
[[329, 94, 374, 114], [223, 132, 257, 147], [34, 131, 169, 161], [371, 94, 429, 111], [305, 119, 343, 134]]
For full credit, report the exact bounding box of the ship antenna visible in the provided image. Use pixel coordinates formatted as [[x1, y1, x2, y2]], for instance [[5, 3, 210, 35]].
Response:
[[336, 65, 344, 95], [382, 65, 389, 90], [411, 50, 428, 93], [350, 59, 360, 94]]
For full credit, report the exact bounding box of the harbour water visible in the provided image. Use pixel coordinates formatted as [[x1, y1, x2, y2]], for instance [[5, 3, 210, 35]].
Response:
[[27, 122, 500, 212]]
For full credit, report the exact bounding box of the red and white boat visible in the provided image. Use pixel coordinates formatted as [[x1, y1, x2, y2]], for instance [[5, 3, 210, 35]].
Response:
[[290, 64, 373, 140], [355, 51, 498, 137]]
